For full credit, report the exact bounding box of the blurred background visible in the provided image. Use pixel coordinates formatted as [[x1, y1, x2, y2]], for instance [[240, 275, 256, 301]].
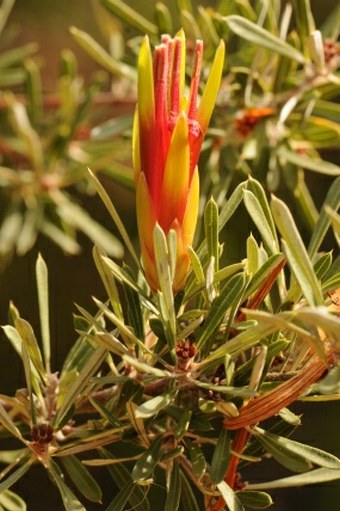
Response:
[[0, 1, 339, 509]]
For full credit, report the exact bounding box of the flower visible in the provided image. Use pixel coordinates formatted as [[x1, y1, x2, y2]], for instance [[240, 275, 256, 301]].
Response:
[[133, 31, 225, 291]]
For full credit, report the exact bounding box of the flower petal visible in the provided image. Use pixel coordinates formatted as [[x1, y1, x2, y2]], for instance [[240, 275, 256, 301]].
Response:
[[159, 112, 190, 231], [132, 107, 140, 183], [181, 166, 200, 246], [197, 40, 225, 133], [137, 35, 155, 130], [136, 172, 156, 255]]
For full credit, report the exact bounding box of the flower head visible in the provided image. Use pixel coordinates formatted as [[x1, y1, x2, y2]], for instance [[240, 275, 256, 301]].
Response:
[[134, 31, 225, 291]]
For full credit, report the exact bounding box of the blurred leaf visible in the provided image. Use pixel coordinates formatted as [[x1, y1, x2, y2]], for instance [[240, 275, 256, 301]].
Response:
[[40, 220, 80, 255], [225, 15, 305, 63], [279, 147, 340, 176], [236, 491, 273, 509], [247, 468, 340, 490], [217, 481, 245, 511], [57, 199, 124, 259], [91, 115, 132, 140], [211, 430, 230, 484], [0, 457, 33, 494], [320, 1, 340, 38], [48, 460, 86, 511], [0, 43, 37, 68], [292, 0, 315, 41], [101, 0, 158, 35], [0, 0, 15, 35], [196, 273, 246, 353], [155, 2, 173, 34], [0, 490, 27, 511], [0, 402, 24, 442], [61, 456, 102, 503], [70, 26, 135, 79]]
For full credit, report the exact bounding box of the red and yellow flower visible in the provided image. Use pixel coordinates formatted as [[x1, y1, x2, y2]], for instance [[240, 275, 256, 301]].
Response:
[[134, 31, 225, 291]]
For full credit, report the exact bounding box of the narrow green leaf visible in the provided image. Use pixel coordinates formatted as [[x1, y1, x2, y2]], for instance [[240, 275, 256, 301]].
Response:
[[201, 321, 280, 369], [245, 253, 285, 299], [243, 190, 277, 254], [21, 342, 36, 424], [217, 481, 245, 511], [211, 430, 230, 484], [196, 273, 246, 352], [36, 253, 50, 371], [219, 181, 247, 232], [271, 195, 323, 305], [48, 460, 86, 511], [236, 491, 273, 509], [93, 246, 123, 319], [14, 318, 46, 381], [61, 456, 102, 503], [135, 392, 174, 420], [131, 437, 163, 482], [54, 346, 106, 428], [123, 265, 145, 341], [204, 197, 219, 269], [225, 15, 305, 63], [101, 0, 158, 35], [165, 461, 181, 511]]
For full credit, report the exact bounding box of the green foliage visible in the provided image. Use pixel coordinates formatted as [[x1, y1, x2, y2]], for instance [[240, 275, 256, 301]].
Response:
[[0, 0, 339, 510]]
